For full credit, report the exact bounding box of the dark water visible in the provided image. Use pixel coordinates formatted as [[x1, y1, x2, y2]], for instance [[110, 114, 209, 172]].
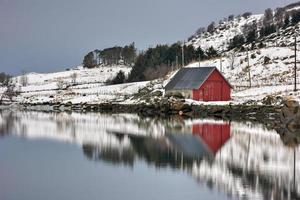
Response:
[[0, 111, 299, 200]]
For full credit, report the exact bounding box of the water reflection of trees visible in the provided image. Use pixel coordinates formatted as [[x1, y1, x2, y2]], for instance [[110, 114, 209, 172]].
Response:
[[82, 134, 206, 169], [83, 144, 135, 166], [0, 110, 23, 137]]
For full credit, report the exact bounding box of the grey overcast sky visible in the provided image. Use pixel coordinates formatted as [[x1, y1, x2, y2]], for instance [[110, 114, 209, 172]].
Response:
[[0, 0, 297, 75]]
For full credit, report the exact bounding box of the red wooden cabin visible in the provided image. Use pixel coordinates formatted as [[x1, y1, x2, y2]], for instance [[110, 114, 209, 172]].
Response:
[[165, 67, 231, 101]]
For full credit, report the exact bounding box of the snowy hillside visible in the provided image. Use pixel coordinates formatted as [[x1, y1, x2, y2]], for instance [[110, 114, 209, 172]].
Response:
[[187, 14, 263, 51], [4, 65, 152, 104], [188, 47, 299, 86], [183, 4, 300, 103], [186, 46, 300, 102], [187, 2, 300, 52], [184, 3, 300, 103], [14, 65, 131, 90]]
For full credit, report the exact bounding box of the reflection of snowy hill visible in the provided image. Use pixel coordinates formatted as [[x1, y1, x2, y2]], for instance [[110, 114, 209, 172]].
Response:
[[0, 111, 164, 148], [192, 122, 300, 200]]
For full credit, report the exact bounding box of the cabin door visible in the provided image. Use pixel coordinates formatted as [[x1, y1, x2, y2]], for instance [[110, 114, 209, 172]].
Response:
[[213, 81, 222, 101], [204, 81, 222, 101]]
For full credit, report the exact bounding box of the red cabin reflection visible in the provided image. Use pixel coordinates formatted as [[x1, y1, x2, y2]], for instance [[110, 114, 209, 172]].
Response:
[[192, 122, 231, 154]]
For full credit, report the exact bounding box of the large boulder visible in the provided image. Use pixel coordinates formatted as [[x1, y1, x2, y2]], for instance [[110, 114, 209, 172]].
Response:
[[165, 92, 184, 99], [170, 101, 187, 111], [276, 97, 300, 141], [284, 98, 299, 109], [151, 90, 163, 97]]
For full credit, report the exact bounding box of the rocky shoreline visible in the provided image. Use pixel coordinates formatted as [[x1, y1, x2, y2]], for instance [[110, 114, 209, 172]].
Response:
[[17, 100, 281, 126], [2, 97, 300, 145]]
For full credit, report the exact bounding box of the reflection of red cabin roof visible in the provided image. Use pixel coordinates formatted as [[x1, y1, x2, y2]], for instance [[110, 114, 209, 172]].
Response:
[[192, 123, 231, 154]]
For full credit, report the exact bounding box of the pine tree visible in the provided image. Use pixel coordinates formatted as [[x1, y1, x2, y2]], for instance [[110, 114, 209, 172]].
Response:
[[83, 51, 97, 68], [291, 10, 300, 25], [110, 70, 125, 85], [206, 46, 218, 58], [284, 14, 290, 28], [207, 22, 215, 34], [228, 35, 245, 50], [274, 7, 285, 28], [263, 8, 274, 26]]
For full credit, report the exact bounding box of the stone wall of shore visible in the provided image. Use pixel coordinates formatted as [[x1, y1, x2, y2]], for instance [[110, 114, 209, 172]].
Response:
[[6, 96, 299, 146], [19, 100, 281, 126]]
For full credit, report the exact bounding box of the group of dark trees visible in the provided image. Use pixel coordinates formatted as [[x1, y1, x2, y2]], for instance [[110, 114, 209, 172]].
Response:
[[0, 72, 11, 86], [106, 42, 219, 84], [106, 70, 126, 85], [99, 43, 136, 66], [83, 43, 136, 68], [127, 43, 218, 82]]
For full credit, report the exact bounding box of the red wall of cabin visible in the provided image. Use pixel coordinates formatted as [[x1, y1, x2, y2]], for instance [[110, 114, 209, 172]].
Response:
[[192, 70, 231, 101]]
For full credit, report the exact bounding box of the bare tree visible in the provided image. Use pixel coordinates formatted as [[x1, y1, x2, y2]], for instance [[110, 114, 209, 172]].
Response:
[[20, 71, 28, 87], [70, 73, 77, 85], [0, 79, 19, 103], [263, 8, 274, 26], [274, 7, 285, 27], [57, 78, 68, 90], [143, 64, 169, 81], [228, 51, 237, 70]]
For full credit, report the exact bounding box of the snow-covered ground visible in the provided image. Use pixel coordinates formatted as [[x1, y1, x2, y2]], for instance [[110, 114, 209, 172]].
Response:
[[2, 61, 299, 105], [16, 65, 131, 88], [187, 47, 300, 88], [184, 46, 300, 103], [1, 65, 153, 104]]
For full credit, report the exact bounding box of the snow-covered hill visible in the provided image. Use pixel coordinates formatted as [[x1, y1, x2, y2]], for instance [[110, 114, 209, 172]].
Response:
[[187, 14, 263, 51], [183, 3, 300, 103], [6, 65, 151, 104], [187, 2, 300, 52]]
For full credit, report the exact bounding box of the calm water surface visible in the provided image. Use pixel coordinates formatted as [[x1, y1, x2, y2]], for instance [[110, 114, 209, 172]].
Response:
[[0, 111, 299, 200]]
